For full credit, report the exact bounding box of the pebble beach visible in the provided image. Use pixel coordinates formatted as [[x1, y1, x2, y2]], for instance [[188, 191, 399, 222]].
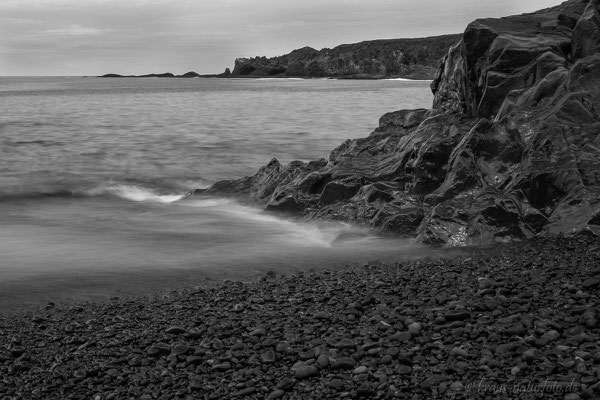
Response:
[[1, 235, 599, 399]]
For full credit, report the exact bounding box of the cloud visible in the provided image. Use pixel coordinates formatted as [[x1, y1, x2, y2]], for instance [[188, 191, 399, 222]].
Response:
[[45, 24, 102, 35], [0, 0, 566, 76]]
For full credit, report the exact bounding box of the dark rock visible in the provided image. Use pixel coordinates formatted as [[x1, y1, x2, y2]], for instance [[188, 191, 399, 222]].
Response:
[[294, 365, 319, 379], [335, 338, 356, 349], [237, 387, 255, 396], [212, 362, 231, 372], [356, 382, 374, 397], [276, 377, 295, 390], [147, 343, 171, 357], [328, 379, 346, 390], [261, 350, 276, 363], [316, 354, 330, 368], [268, 390, 285, 399], [397, 365, 413, 375], [582, 278, 600, 289], [10, 347, 25, 358], [266, 194, 304, 212], [187, 328, 203, 339], [249, 327, 266, 337], [186, 356, 204, 366], [171, 344, 191, 355], [334, 357, 357, 369], [444, 310, 471, 322], [319, 179, 362, 205], [166, 326, 186, 335], [522, 348, 544, 363], [389, 331, 412, 342]]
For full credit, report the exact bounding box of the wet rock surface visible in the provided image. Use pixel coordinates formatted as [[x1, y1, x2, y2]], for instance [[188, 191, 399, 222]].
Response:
[[192, 0, 600, 246], [1, 235, 599, 399]]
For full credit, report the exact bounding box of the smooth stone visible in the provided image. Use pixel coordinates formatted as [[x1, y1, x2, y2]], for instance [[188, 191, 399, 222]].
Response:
[[10, 347, 25, 358], [276, 377, 295, 390], [451, 347, 469, 358], [356, 383, 374, 397], [407, 322, 422, 335], [187, 328, 203, 339], [249, 328, 266, 337], [328, 379, 345, 390], [186, 355, 203, 365], [294, 365, 319, 379], [147, 343, 170, 357], [316, 354, 330, 368], [237, 387, 255, 396], [582, 278, 600, 289], [212, 363, 231, 372], [353, 366, 368, 374], [314, 311, 331, 320], [478, 277, 495, 289], [261, 350, 276, 363], [335, 338, 356, 349], [397, 365, 412, 375], [380, 355, 393, 365], [166, 326, 186, 335], [495, 342, 519, 355], [172, 344, 191, 355], [444, 310, 471, 322], [390, 332, 411, 342], [268, 390, 285, 399], [522, 348, 543, 363], [335, 357, 357, 369]]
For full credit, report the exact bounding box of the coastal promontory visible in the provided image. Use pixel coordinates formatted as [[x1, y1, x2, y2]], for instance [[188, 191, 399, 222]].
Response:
[[194, 0, 600, 246], [230, 35, 460, 80]]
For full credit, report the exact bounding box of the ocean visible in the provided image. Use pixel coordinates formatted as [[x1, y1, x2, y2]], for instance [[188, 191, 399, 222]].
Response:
[[0, 76, 435, 309]]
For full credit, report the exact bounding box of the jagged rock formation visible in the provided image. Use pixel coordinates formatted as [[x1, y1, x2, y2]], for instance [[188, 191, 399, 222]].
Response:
[[192, 0, 600, 246], [231, 35, 461, 80]]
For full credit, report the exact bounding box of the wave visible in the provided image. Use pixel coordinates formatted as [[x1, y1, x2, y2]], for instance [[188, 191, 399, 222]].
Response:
[[255, 77, 308, 81], [384, 78, 432, 82], [0, 182, 187, 204], [90, 184, 184, 203], [183, 198, 371, 247]]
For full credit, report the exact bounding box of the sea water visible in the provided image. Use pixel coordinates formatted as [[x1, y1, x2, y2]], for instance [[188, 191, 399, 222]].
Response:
[[0, 76, 434, 308]]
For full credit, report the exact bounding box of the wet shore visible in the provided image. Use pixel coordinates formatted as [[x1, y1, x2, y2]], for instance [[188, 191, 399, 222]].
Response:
[[1, 235, 599, 399]]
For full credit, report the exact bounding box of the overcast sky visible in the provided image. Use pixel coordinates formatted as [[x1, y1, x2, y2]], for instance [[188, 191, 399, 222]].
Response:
[[1, 0, 563, 76]]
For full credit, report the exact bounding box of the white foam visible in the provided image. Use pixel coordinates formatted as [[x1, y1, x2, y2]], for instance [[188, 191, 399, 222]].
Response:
[[93, 185, 184, 203], [384, 78, 432, 82], [185, 198, 235, 207], [183, 198, 365, 247]]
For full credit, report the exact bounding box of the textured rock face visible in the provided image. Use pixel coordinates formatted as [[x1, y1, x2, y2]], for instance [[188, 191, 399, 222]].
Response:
[[193, 0, 600, 245], [230, 35, 460, 79]]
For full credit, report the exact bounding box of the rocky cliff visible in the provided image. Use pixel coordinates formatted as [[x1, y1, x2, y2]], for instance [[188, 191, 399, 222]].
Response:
[[192, 0, 600, 246], [231, 35, 460, 79]]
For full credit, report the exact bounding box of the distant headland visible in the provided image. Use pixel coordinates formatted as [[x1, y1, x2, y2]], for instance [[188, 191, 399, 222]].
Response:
[[98, 71, 212, 78], [98, 34, 461, 80]]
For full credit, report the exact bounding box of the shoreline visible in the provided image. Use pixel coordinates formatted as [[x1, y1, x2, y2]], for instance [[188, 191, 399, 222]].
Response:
[[1, 235, 598, 399], [94, 74, 433, 81]]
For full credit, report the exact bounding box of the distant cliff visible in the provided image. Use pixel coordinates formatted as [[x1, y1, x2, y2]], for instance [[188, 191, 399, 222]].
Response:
[[231, 35, 461, 79], [98, 71, 202, 78]]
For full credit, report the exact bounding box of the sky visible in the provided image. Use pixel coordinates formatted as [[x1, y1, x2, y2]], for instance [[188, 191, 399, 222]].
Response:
[[1, 0, 564, 76]]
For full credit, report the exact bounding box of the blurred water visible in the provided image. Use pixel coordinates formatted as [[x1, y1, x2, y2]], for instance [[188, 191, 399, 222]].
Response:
[[0, 76, 434, 308]]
